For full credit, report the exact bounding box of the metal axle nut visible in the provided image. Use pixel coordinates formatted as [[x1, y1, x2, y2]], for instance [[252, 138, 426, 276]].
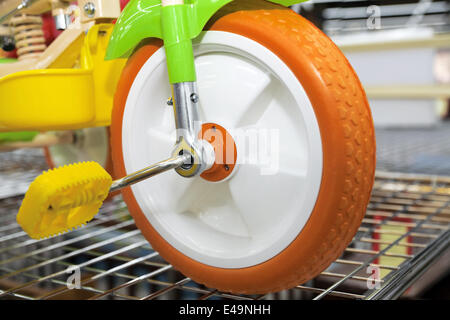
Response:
[[83, 2, 96, 18]]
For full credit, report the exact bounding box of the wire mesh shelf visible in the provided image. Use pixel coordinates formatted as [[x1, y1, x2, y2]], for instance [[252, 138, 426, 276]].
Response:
[[376, 125, 450, 176], [292, 0, 450, 36], [0, 171, 448, 300]]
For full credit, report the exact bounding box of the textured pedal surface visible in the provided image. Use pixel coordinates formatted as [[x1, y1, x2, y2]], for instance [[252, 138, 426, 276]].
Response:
[[17, 162, 113, 239]]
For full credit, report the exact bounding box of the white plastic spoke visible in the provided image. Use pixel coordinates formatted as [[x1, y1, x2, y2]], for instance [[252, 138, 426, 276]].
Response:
[[181, 180, 250, 237], [152, 173, 200, 213], [228, 162, 306, 238], [173, 178, 209, 213], [234, 79, 277, 129], [144, 127, 176, 160], [233, 118, 308, 178], [196, 53, 272, 128]]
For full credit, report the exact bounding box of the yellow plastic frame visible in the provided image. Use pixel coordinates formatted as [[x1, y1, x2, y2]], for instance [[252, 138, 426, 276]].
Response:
[[0, 24, 126, 132]]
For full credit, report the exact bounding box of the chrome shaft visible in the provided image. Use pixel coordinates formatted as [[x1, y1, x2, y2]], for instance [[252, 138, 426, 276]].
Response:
[[110, 154, 190, 193], [172, 82, 201, 147], [171, 82, 216, 178], [171, 82, 206, 177]]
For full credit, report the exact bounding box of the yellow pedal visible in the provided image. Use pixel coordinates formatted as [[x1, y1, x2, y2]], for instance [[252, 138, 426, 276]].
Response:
[[17, 162, 113, 239]]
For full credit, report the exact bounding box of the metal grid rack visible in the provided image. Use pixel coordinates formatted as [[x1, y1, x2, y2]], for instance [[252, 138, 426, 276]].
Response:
[[1, 124, 449, 300], [375, 125, 450, 176], [292, 0, 450, 36], [0, 148, 48, 199], [0, 172, 448, 300]]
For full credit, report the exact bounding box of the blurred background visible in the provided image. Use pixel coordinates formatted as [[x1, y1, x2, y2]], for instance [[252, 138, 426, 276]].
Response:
[[292, 0, 450, 176]]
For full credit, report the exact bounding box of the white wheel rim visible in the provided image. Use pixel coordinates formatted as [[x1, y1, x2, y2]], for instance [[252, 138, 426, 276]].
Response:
[[47, 127, 109, 167], [122, 31, 323, 268]]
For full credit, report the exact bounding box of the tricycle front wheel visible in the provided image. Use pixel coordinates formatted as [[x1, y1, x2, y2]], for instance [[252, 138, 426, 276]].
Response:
[[111, 1, 376, 294]]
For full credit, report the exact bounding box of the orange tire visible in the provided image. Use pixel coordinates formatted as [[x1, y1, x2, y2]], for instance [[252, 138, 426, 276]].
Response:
[[111, 0, 376, 294]]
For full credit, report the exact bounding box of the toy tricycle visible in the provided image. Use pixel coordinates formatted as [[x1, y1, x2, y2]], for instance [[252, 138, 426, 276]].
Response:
[[17, 0, 376, 294]]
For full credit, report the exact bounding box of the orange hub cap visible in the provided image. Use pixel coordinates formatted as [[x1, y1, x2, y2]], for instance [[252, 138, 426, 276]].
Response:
[[199, 123, 237, 182]]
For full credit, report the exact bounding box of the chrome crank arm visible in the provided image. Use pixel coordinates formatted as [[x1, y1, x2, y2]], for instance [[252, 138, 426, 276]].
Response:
[[110, 154, 191, 193]]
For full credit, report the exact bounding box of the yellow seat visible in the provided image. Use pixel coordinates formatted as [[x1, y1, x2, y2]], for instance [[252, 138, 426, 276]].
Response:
[[0, 24, 126, 132]]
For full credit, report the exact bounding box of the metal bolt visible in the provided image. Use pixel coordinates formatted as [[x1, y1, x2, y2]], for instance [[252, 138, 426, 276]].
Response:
[[190, 93, 199, 104], [83, 2, 96, 18]]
